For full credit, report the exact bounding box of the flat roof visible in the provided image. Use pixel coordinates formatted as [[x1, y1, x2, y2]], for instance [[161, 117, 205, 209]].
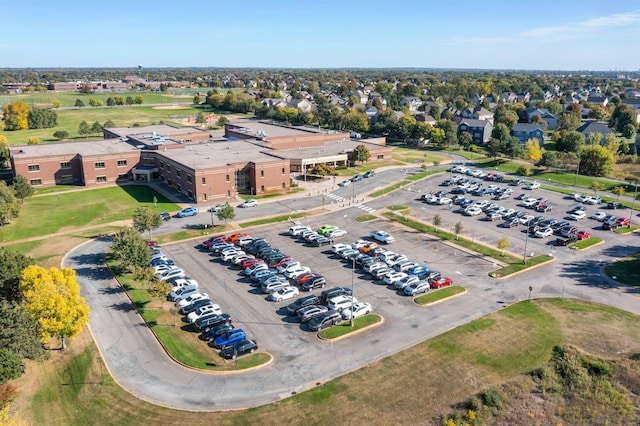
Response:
[[11, 138, 137, 158], [157, 140, 284, 169], [106, 124, 207, 138], [272, 138, 386, 160], [228, 118, 341, 139]]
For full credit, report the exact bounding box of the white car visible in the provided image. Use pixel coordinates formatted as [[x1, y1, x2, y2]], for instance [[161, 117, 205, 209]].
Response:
[[573, 193, 588, 202], [239, 199, 258, 208], [222, 250, 245, 262], [525, 181, 541, 190], [394, 275, 420, 290], [331, 243, 352, 255], [591, 211, 607, 221], [351, 239, 369, 249], [244, 262, 268, 276], [436, 197, 452, 205], [269, 286, 299, 302], [383, 271, 408, 285], [534, 227, 554, 238], [338, 179, 352, 187], [156, 267, 186, 281], [463, 207, 482, 216], [519, 198, 537, 207], [277, 261, 301, 273], [584, 196, 601, 205], [328, 295, 358, 311], [153, 263, 174, 274], [384, 254, 409, 267], [288, 225, 310, 236], [176, 292, 209, 308], [187, 304, 221, 323], [341, 302, 372, 320], [371, 230, 395, 244], [171, 278, 198, 293], [568, 211, 586, 221], [326, 229, 348, 239], [285, 266, 311, 279]]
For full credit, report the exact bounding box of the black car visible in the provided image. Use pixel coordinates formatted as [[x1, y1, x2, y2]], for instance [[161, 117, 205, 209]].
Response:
[[555, 236, 576, 246], [363, 170, 376, 178], [313, 237, 332, 247], [297, 305, 329, 322], [300, 276, 327, 291], [198, 323, 234, 341], [194, 313, 232, 332], [219, 339, 258, 359], [607, 201, 623, 209], [286, 294, 320, 315], [501, 219, 519, 228], [308, 310, 342, 331], [181, 298, 212, 315], [602, 220, 619, 230], [320, 287, 352, 304], [159, 212, 171, 221]]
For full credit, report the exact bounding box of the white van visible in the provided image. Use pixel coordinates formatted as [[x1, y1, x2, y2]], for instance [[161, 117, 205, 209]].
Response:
[[289, 225, 310, 236], [169, 284, 199, 302]]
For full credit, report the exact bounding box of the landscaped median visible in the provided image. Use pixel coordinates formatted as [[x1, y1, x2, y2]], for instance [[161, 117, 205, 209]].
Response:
[[105, 256, 272, 371], [239, 211, 315, 229], [414, 286, 465, 305], [570, 237, 604, 250], [317, 314, 383, 340], [369, 169, 443, 198], [604, 251, 640, 287], [383, 211, 554, 279]]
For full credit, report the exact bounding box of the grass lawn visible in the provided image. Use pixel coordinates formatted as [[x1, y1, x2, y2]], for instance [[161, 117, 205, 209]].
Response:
[[0, 185, 179, 242], [317, 314, 382, 339], [415, 286, 465, 305], [238, 211, 319, 229], [355, 214, 377, 222], [391, 146, 447, 164], [489, 255, 555, 278], [571, 237, 604, 249], [605, 251, 640, 286], [614, 225, 639, 234], [22, 298, 640, 425], [369, 170, 443, 198]]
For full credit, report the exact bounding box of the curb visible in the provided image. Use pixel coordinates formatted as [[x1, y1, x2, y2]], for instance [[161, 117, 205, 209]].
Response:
[[413, 287, 467, 306], [316, 314, 384, 341], [569, 238, 605, 251], [488, 256, 556, 279]]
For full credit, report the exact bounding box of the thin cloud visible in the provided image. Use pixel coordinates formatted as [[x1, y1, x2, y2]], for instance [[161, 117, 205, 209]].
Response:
[[581, 11, 640, 28], [520, 10, 640, 40]]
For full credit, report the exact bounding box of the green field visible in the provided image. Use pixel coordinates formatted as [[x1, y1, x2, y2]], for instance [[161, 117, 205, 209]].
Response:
[[0, 185, 178, 242]]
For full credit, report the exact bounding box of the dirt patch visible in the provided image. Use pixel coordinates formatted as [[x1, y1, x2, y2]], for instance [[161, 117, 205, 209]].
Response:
[[151, 105, 190, 110]]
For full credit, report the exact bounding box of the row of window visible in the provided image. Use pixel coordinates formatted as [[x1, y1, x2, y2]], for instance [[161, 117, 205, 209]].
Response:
[[28, 160, 128, 172], [29, 174, 129, 187]]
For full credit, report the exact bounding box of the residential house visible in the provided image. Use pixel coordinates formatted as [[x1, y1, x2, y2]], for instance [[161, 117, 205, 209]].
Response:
[[587, 94, 608, 107], [288, 99, 313, 113], [350, 90, 368, 105], [576, 121, 614, 138], [457, 119, 493, 145], [399, 96, 423, 112], [365, 106, 379, 124], [525, 107, 558, 130], [415, 113, 436, 125], [512, 123, 545, 147], [368, 91, 387, 107]]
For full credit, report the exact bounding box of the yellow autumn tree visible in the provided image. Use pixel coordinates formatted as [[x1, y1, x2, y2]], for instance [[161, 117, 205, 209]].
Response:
[[524, 139, 542, 162], [2, 101, 30, 131], [18, 266, 89, 349]]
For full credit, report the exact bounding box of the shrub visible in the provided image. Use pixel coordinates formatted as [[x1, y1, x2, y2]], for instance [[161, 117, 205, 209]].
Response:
[[0, 383, 18, 409], [481, 389, 504, 409], [0, 349, 23, 384], [517, 165, 532, 176]]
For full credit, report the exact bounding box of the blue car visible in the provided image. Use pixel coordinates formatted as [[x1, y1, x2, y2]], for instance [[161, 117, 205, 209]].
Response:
[[150, 258, 175, 267], [177, 207, 199, 217], [212, 329, 246, 349], [407, 265, 430, 277]]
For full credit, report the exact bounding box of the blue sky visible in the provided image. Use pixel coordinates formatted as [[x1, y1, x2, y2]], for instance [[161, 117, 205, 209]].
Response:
[[4, 0, 640, 70]]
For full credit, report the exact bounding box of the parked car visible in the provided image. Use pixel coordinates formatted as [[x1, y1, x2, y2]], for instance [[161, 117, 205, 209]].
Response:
[[575, 231, 591, 240], [159, 212, 171, 221], [176, 292, 209, 309], [219, 339, 258, 359], [364, 170, 376, 178], [555, 236, 576, 246], [591, 211, 607, 221], [326, 229, 348, 239], [239, 199, 258, 208], [534, 227, 554, 238], [404, 280, 430, 296], [286, 294, 320, 315], [210, 329, 247, 349], [299, 275, 327, 291], [568, 211, 586, 221], [187, 304, 221, 323], [607, 201, 623, 209], [341, 302, 372, 320], [320, 287, 353, 304], [198, 323, 234, 341], [176, 207, 199, 217], [317, 224, 339, 235], [383, 271, 408, 285], [181, 298, 213, 315], [169, 285, 199, 302], [297, 305, 328, 322], [524, 181, 540, 190], [338, 179, 351, 187], [370, 230, 395, 244], [157, 267, 186, 282], [269, 286, 300, 302], [308, 310, 342, 331], [394, 275, 421, 290], [194, 313, 232, 332], [327, 295, 357, 311], [616, 217, 631, 227], [261, 279, 290, 294], [429, 276, 453, 289], [331, 243, 352, 255]]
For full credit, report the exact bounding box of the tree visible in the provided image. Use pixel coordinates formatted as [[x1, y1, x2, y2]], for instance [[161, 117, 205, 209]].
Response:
[[497, 237, 510, 256], [502, 138, 522, 159], [88, 97, 96, 107], [111, 227, 151, 272], [556, 131, 585, 153], [432, 213, 442, 231], [106, 97, 115, 107], [0, 301, 47, 360], [2, 102, 30, 130], [611, 186, 625, 201], [78, 120, 90, 136], [216, 202, 235, 224], [195, 112, 207, 124], [458, 131, 472, 150], [486, 138, 502, 159], [524, 139, 542, 162], [11, 175, 34, 204], [90, 121, 103, 134], [125, 96, 134, 105], [217, 116, 229, 126], [51, 99, 61, 108], [74, 99, 85, 108], [0, 349, 22, 384], [517, 165, 532, 177], [134, 95, 144, 105], [0, 181, 20, 226], [27, 137, 40, 145], [132, 207, 162, 238], [0, 248, 34, 302], [349, 144, 370, 166], [579, 144, 615, 177], [590, 181, 604, 196], [27, 108, 57, 129], [454, 220, 464, 240], [0, 136, 8, 168], [19, 266, 89, 349], [52, 130, 69, 140], [113, 95, 124, 106], [103, 119, 115, 128], [193, 95, 201, 105]]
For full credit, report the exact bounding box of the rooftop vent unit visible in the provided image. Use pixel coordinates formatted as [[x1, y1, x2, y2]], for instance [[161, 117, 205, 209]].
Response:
[[135, 145, 145, 149]]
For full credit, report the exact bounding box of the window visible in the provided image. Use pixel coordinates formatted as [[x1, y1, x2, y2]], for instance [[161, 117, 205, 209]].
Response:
[[203, 193, 208, 201], [176, 169, 182, 178], [117, 174, 128, 180], [227, 190, 231, 197], [28, 164, 40, 172], [159, 161, 164, 169], [377, 154, 384, 160], [282, 167, 285, 175], [226, 174, 230, 182], [96, 176, 107, 183], [60, 175, 73, 183], [94, 162, 105, 169], [260, 170, 264, 178], [166, 165, 172, 172], [117, 160, 127, 167], [143, 158, 155, 166], [201, 177, 206, 185], [60, 161, 71, 169], [282, 182, 286, 189], [186, 175, 192, 184], [30, 179, 42, 186], [260, 185, 264, 192]]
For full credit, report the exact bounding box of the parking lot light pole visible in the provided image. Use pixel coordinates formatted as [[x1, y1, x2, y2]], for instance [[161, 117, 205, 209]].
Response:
[[523, 227, 530, 265], [350, 257, 355, 327], [574, 154, 581, 185], [208, 187, 214, 228], [629, 181, 638, 228]]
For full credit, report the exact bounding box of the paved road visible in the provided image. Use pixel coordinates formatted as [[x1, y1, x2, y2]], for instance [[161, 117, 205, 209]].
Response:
[[64, 163, 640, 411]]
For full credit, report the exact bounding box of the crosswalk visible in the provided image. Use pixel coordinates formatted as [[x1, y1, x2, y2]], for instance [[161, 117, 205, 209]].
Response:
[[325, 193, 376, 213]]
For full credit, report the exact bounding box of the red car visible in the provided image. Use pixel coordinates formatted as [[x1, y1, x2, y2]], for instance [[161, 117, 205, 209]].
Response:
[[616, 217, 631, 227], [575, 231, 591, 240], [429, 276, 453, 289], [240, 258, 263, 270], [272, 257, 295, 269], [202, 235, 228, 248]]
